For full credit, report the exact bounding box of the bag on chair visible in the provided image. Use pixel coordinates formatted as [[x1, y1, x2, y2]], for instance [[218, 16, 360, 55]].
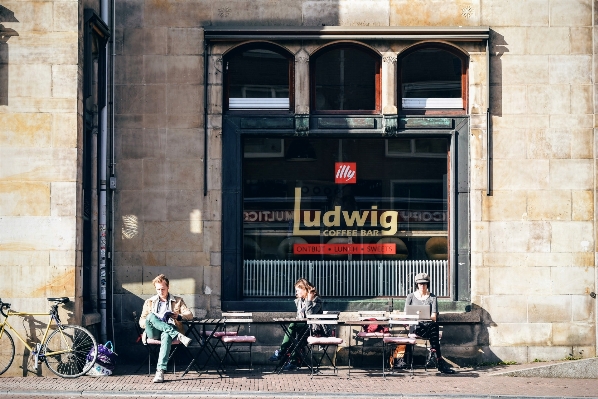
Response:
[[363, 318, 390, 334]]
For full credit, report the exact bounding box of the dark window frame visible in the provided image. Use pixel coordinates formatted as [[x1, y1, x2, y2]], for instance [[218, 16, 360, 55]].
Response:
[[398, 43, 469, 116], [310, 43, 382, 115], [221, 114, 470, 313], [223, 41, 295, 114]]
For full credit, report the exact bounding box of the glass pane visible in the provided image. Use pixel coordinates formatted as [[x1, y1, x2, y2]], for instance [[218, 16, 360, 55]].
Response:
[[242, 138, 449, 298], [228, 49, 289, 98], [314, 48, 377, 111], [414, 138, 447, 154], [401, 48, 462, 98], [387, 139, 412, 154]]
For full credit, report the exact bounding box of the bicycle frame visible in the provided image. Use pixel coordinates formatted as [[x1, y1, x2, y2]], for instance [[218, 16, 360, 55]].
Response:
[[0, 307, 73, 358]]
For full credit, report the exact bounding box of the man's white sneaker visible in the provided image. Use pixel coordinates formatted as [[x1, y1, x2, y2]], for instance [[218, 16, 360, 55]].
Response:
[[177, 333, 192, 347], [153, 369, 164, 383]]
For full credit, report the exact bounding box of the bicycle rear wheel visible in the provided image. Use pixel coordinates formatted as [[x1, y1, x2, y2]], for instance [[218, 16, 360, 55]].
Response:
[[0, 329, 15, 375], [44, 325, 97, 378]]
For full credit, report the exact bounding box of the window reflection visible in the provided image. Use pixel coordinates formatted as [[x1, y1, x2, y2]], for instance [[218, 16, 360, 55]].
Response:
[[227, 47, 291, 110], [313, 46, 379, 111], [400, 46, 465, 109], [243, 138, 449, 260]]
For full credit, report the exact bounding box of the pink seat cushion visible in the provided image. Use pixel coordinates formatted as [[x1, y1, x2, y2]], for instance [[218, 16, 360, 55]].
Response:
[[357, 332, 391, 338], [147, 338, 180, 345], [408, 332, 442, 340], [383, 337, 416, 345], [207, 331, 238, 338], [221, 335, 256, 343], [307, 336, 344, 345]]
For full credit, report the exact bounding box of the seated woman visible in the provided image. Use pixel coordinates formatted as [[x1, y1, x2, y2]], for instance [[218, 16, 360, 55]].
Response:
[[405, 272, 455, 374], [269, 278, 323, 371]]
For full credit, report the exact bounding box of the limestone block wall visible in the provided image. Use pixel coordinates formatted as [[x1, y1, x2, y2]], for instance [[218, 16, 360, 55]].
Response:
[[470, 0, 597, 363], [0, 0, 81, 375], [108, 0, 596, 364]]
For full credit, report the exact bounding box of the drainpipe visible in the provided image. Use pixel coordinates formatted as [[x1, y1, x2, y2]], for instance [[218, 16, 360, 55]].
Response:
[[486, 37, 491, 196], [109, 0, 116, 346], [204, 38, 209, 196], [99, 0, 110, 343]]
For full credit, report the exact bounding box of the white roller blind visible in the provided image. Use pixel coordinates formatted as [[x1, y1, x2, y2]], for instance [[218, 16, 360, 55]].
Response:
[[229, 98, 290, 109], [402, 98, 462, 109]]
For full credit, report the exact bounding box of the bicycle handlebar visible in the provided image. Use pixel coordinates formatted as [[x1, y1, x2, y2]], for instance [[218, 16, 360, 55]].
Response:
[[0, 300, 10, 318]]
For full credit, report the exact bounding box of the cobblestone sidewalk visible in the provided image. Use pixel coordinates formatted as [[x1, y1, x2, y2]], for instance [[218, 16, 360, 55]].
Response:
[[0, 363, 597, 399]]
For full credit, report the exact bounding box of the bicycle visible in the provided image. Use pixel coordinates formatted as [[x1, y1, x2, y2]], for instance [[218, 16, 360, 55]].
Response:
[[0, 297, 97, 378]]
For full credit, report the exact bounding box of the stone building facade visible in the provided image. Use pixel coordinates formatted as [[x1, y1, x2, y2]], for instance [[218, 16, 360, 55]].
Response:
[[0, 0, 596, 375]]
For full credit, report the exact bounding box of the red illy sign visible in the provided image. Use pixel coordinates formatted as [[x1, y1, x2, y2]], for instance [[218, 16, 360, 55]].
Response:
[[335, 162, 356, 184]]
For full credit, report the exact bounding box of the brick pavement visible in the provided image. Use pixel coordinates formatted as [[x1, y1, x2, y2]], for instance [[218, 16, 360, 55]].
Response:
[[1, 363, 597, 399]]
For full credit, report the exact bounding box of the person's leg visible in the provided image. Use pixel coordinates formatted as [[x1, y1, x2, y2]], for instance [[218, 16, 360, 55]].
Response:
[[145, 313, 180, 371], [414, 321, 441, 358], [414, 322, 454, 374], [289, 323, 308, 364], [280, 322, 301, 354]]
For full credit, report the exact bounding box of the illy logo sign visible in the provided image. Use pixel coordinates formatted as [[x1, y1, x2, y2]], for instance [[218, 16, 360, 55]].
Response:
[[335, 162, 356, 184]]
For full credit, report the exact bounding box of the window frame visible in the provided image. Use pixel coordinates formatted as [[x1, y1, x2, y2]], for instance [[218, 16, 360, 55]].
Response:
[[221, 114, 470, 313], [310, 42, 382, 115], [398, 43, 469, 116], [223, 42, 295, 113]]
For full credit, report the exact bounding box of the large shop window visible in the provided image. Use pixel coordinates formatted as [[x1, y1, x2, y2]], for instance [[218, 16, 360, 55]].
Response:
[[311, 44, 381, 113], [243, 137, 449, 298], [399, 44, 468, 112], [225, 43, 293, 110]]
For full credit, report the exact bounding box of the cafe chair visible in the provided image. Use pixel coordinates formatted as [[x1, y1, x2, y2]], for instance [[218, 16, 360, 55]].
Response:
[[132, 311, 184, 375], [382, 314, 417, 377], [349, 311, 390, 374], [306, 313, 344, 376], [219, 312, 257, 372]]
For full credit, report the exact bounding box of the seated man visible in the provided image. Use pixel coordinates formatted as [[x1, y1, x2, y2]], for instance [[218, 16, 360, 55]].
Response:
[[139, 274, 194, 383]]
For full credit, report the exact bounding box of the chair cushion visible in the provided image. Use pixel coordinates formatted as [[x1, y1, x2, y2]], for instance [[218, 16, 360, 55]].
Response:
[[146, 338, 180, 345], [208, 331, 238, 338], [221, 335, 256, 343], [383, 337, 416, 345], [357, 332, 391, 338], [307, 336, 344, 345]]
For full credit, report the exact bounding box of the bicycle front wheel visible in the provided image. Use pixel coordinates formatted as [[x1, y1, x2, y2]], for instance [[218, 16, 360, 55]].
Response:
[[0, 329, 15, 375], [44, 325, 97, 378]]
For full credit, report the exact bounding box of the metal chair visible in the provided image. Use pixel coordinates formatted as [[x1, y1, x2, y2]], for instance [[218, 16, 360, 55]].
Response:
[[132, 311, 184, 375], [351, 311, 390, 368], [219, 312, 256, 372], [382, 314, 417, 377], [306, 313, 344, 376]]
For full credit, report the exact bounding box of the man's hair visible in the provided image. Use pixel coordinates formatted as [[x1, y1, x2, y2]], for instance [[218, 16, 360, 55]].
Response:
[[152, 274, 170, 287]]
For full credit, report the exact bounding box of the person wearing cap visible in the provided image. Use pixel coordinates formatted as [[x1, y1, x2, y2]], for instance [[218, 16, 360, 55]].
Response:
[[405, 272, 455, 374]]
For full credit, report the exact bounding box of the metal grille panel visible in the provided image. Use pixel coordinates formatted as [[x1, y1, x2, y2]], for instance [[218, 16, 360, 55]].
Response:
[[244, 260, 449, 298]]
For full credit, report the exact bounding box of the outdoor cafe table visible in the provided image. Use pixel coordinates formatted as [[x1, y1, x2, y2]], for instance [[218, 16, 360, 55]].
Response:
[[182, 318, 224, 377], [345, 317, 420, 375], [272, 317, 312, 374]]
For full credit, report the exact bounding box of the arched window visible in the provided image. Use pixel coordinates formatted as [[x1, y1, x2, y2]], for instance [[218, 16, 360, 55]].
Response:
[[311, 43, 381, 113], [225, 43, 294, 111], [398, 44, 468, 113]]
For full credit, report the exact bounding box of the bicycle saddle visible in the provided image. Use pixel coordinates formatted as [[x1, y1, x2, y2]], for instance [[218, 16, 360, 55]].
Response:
[[47, 297, 69, 304]]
